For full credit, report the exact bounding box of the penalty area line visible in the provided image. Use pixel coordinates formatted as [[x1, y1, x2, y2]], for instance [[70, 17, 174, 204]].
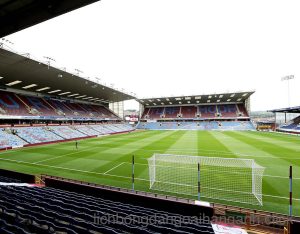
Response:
[[33, 145, 101, 164], [104, 162, 125, 175], [0, 157, 148, 181]]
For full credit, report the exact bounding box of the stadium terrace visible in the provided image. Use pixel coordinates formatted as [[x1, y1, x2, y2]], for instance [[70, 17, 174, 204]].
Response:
[[269, 106, 300, 134], [137, 92, 254, 130]]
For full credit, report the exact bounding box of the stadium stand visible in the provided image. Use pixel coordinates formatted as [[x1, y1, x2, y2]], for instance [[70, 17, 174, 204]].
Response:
[[0, 91, 30, 116], [277, 115, 300, 133], [112, 123, 134, 132], [46, 99, 75, 117], [65, 102, 91, 118], [0, 129, 27, 149], [181, 106, 198, 118], [0, 177, 214, 234], [0, 90, 119, 120], [96, 106, 119, 119], [76, 103, 101, 118], [146, 107, 165, 119], [0, 176, 21, 183], [138, 93, 253, 130], [141, 107, 150, 119], [90, 124, 115, 134], [141, 104, 249, 120], [237, 104, 249, 117], [18, 95, 57, 116], [14, 127, 63, 144], [48, 126, 87, 139], [164, 106, 180, 118], [0, 124, 134, 149], [137, 121, 254, 130], [73, 125, 102, 136], [104, 124, 126, 132], [198, 105, 217, 118], [217, 104, 239, 118]]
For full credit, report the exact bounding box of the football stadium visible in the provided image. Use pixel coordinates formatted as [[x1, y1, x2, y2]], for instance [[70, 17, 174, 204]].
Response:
[[0, 1, 300, 233]]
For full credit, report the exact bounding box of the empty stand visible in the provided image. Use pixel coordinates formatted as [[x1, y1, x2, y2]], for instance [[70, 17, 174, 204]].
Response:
[[94, 105, 119, 119], [147, 107, 165, 119], [0, 91, 29, 116], [0, 124, 134, 149], [0, 129, 27, 149], [198, 105, 217, 118], [164, 106, 180, 118], [0, 179, 214, 234], [141, 108, 151, 119], [49, 126, 87, 139], [137, 121, 254, 130], [47, 99, 75, 117], [64, 102, 88, 117], [0, 90, 119, 120], [74, 125, 100, 136], [18, 95, 57, 116], [141, 104, 249, 120], [237, 104, 249, 117], [278, 115, 300, 133], [217, 104, 238, 118], [181, 106, 198, 118], [15, 127, 63, 144], [77, 103, 102, 118], [90, 125, 115, 134]]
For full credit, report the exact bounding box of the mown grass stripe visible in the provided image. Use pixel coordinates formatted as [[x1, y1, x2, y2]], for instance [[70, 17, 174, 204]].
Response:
[[210, 131, 293, 199], [236, 131, 300, 153], [224, 131, 300, 176]]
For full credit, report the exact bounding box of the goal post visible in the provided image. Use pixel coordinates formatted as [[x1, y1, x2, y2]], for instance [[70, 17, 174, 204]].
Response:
[[148, 154, 265, 206]]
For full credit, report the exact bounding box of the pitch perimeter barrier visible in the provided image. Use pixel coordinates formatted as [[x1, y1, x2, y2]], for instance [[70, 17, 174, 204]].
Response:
[[0, 170, 299, 233], [0, 168, 35, 183], [43, 175, 214, 218]]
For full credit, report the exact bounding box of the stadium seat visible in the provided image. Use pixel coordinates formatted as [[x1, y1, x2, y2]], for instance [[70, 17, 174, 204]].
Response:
[[0, 91, 30, 116], [73, 125, 100, 136], [181, 106, 198, 118], [0, 129, 28, 149], [140, 104, 250, 121], [0, 123, 134, 149], [137, 121, 255, 130], [14, 127, 63, 144], [0, 180, 214, 233], [164, 106, 180, 118], [278, 115, 300, 132], [0, 90, 120, 120]]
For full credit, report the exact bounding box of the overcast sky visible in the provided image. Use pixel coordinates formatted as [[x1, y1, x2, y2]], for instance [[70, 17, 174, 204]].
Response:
[[4, 0, 300, 111]]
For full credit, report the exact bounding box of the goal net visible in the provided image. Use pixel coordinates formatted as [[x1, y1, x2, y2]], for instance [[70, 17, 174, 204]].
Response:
[[148, 154, 265, 206]]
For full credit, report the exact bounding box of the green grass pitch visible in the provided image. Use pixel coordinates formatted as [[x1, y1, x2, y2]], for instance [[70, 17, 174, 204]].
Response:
[[0, 130, 299, 215]]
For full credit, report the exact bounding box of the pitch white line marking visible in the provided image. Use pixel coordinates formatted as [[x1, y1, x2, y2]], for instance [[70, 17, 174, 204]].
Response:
[[0, 156, 298, 180], [0, 157, 147, 182], [104, 162, 125, 175], [34, 154, 70, 164], [2, 143, 300, 161], [0, 141, 71, 155], [33, 146, 100, 164], [0, 157, 299, 200]]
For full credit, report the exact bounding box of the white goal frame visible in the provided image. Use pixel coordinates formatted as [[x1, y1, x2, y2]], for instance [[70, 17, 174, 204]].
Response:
[[148, 154, 265, 206]]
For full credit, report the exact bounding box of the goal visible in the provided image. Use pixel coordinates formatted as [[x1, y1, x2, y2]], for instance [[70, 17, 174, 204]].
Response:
[[148, 154, 265, 205]]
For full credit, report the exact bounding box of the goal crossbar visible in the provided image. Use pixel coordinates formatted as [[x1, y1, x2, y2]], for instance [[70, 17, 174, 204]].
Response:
[[148, 154, 265, 206]]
